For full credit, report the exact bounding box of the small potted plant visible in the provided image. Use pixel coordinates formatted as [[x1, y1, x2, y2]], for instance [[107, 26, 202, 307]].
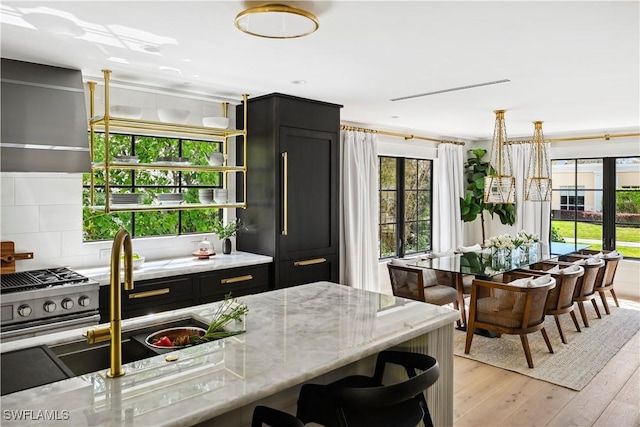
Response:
[[212, 217, 242, 254]]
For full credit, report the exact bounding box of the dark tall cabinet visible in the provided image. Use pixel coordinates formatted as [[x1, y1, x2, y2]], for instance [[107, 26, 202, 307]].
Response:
[[237, 93, 342, 288]]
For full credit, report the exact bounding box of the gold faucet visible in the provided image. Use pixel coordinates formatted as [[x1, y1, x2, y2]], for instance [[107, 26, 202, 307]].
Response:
[[86, 228, 134, 378]]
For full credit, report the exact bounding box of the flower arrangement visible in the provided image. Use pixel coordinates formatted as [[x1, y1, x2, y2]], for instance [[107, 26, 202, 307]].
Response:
[[485, 230, 540, 250], [484, 234, 516, 250], [516, 230, 540, 248]]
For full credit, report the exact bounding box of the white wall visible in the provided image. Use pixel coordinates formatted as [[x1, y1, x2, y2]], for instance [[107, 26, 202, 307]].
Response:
[[0, 86, 239, 272]]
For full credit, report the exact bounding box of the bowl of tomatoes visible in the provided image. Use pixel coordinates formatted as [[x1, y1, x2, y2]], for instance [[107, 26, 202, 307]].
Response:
[[146, 327, 207, 349]]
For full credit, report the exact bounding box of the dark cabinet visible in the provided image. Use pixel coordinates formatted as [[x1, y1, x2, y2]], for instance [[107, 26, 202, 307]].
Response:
[[198, 264, 271, 304], [98, 263, 272, 322], [99, 274, 195, 322], [236, 93, 341, 288]]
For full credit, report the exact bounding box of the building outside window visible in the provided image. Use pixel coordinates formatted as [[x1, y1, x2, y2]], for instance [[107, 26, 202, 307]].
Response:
[[551, 157, 640, 258], [82, 132, 223, 242], [379, 156, 432, 258], [559, 185, 585, 211]]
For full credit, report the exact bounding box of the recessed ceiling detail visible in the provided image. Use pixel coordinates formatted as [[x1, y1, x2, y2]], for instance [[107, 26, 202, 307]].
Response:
[[390, 79, 511, 102]]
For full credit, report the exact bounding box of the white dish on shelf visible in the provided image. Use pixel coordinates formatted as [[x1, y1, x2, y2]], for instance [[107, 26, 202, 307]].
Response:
[[111, 193, 143, 205], [110, 105, 143, 119], [202, 117, 230, 129], [115, 155, 139, 163], [157, 108, 190, 124]]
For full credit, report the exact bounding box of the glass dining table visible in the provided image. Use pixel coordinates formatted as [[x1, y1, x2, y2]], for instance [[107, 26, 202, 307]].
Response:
[[406, 242, 590, 330]]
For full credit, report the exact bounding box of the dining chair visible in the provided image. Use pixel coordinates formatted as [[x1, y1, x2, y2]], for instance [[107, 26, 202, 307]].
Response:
[[565, 258, 606, 327], [561, 250, 624, 314], [296, 350, 439, 427], [387, 262, 459, 308], [465, 275, 556, 368], [252, 405, 304, 427], [513, 263, 585, 344]]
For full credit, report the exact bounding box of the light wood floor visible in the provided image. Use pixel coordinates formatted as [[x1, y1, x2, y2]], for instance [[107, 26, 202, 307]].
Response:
[[453, 302, 640, 426]]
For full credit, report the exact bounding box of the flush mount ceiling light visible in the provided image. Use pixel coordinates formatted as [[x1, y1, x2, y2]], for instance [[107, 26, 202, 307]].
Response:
[[235, 4, 319, 39]]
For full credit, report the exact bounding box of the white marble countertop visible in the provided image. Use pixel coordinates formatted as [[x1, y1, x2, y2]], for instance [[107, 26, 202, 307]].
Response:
[[0, 282, 458, 426], [76, 251, 273, 285]]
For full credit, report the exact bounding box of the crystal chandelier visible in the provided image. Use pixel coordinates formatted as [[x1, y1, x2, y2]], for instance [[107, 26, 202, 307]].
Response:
[[484, 110, 515, 204], [525, 121, 552, 201]]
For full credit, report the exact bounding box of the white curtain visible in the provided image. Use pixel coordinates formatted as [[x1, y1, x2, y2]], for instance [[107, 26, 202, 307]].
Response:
[[340, 130, 379, 292], [512, 143, 551, 245], [436, 143, 465, 252]]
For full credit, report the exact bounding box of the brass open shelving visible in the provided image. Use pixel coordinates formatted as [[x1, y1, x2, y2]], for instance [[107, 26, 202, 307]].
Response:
[[87, 70, 248, 213]]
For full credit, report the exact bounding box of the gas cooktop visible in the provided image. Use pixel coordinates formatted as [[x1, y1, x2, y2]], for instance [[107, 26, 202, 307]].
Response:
[[1, 267, 90, 294]]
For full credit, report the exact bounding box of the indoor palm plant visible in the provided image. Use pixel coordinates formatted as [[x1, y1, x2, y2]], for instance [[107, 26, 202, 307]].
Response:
[[212, 217, 242, 254]]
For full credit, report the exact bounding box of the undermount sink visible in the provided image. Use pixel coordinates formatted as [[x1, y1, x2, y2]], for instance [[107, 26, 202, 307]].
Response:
[[49, 317, 209, 376]]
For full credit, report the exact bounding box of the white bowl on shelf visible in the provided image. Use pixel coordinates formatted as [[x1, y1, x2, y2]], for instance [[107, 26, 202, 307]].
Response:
[[202, 117, 230, 129], [157, 108, 190, 124], [110, 105, 143, 119], [213, 189, 228, 204]]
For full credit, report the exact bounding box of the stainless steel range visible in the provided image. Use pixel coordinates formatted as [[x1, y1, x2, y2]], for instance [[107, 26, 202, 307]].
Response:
[[1, 267, 100, 342]]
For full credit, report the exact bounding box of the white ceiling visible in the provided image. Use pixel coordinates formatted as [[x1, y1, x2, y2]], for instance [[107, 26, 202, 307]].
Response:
[[1, 1, 639, 140]]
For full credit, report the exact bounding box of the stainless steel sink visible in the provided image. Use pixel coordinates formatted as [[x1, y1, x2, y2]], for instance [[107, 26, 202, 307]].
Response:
[[49, 317, 209, 376]]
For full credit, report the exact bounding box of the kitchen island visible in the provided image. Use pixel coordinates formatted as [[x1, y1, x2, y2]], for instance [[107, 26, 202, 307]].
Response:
[[0, 281, 458, 426]]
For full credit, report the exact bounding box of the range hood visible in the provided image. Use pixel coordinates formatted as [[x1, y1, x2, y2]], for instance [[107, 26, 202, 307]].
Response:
[[1, 58, 90, 173]]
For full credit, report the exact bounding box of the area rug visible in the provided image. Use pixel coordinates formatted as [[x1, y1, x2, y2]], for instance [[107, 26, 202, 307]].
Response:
[[454, 304, 640, 391]]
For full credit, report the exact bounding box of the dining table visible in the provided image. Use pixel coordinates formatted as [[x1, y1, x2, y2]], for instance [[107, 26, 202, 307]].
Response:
[[407, 242, 591, 330]]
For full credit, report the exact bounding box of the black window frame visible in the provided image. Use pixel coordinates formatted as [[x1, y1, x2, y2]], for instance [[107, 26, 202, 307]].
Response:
[[551, 156, 639, 258], [378, 156, 433, 259]]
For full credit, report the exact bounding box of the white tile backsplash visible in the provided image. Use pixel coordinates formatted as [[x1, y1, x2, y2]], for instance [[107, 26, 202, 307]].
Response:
[[40, 204, 83, 232], [1, 175, 15, 205], [1, 205, 40, 234], [15, 175, 82, 205]]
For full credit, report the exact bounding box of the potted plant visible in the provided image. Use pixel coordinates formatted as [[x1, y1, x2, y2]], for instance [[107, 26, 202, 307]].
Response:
[[212, 217, 242, 254], [459, 148, 516, 242]]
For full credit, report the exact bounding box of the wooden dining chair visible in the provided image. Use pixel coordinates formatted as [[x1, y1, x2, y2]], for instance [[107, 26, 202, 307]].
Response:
[[513, 263, 585, 344], [566, 258, 606, 327], [560, 250, 624, 314], [387, 263, 460, 314], [465, 275, 556, 368]]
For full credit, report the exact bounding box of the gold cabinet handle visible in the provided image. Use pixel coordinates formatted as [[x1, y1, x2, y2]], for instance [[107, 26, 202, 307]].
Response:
[[281, 151, 288, 236], [294, 258, 327, 267], [221, 274, 253, 284], [128, 288, 170, 299]]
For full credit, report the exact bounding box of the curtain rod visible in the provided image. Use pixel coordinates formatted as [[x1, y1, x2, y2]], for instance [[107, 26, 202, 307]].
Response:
[[507, 131, 639, 145], [341, 125, 638, 146], [340, 125, 465, 146]]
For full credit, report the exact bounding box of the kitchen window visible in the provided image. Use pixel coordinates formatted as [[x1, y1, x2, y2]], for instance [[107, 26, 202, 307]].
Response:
[[82, 132, 222, 242], [379, 156, 433, 258]]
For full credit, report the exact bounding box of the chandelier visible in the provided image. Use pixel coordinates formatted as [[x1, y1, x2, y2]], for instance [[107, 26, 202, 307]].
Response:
[[484, 110, 515, 204], [525, 121, 552, 201]]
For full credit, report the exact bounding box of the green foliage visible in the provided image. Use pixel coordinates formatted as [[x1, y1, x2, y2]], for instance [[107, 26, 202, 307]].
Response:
[[550, 226, 566, 243], [211, 217, 242, 239], [616, 189, 640, 214], [459, 148, 516, 241]]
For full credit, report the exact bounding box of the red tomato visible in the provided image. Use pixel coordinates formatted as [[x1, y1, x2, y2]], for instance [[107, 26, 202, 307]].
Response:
[[154, 336, 173, 347]]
